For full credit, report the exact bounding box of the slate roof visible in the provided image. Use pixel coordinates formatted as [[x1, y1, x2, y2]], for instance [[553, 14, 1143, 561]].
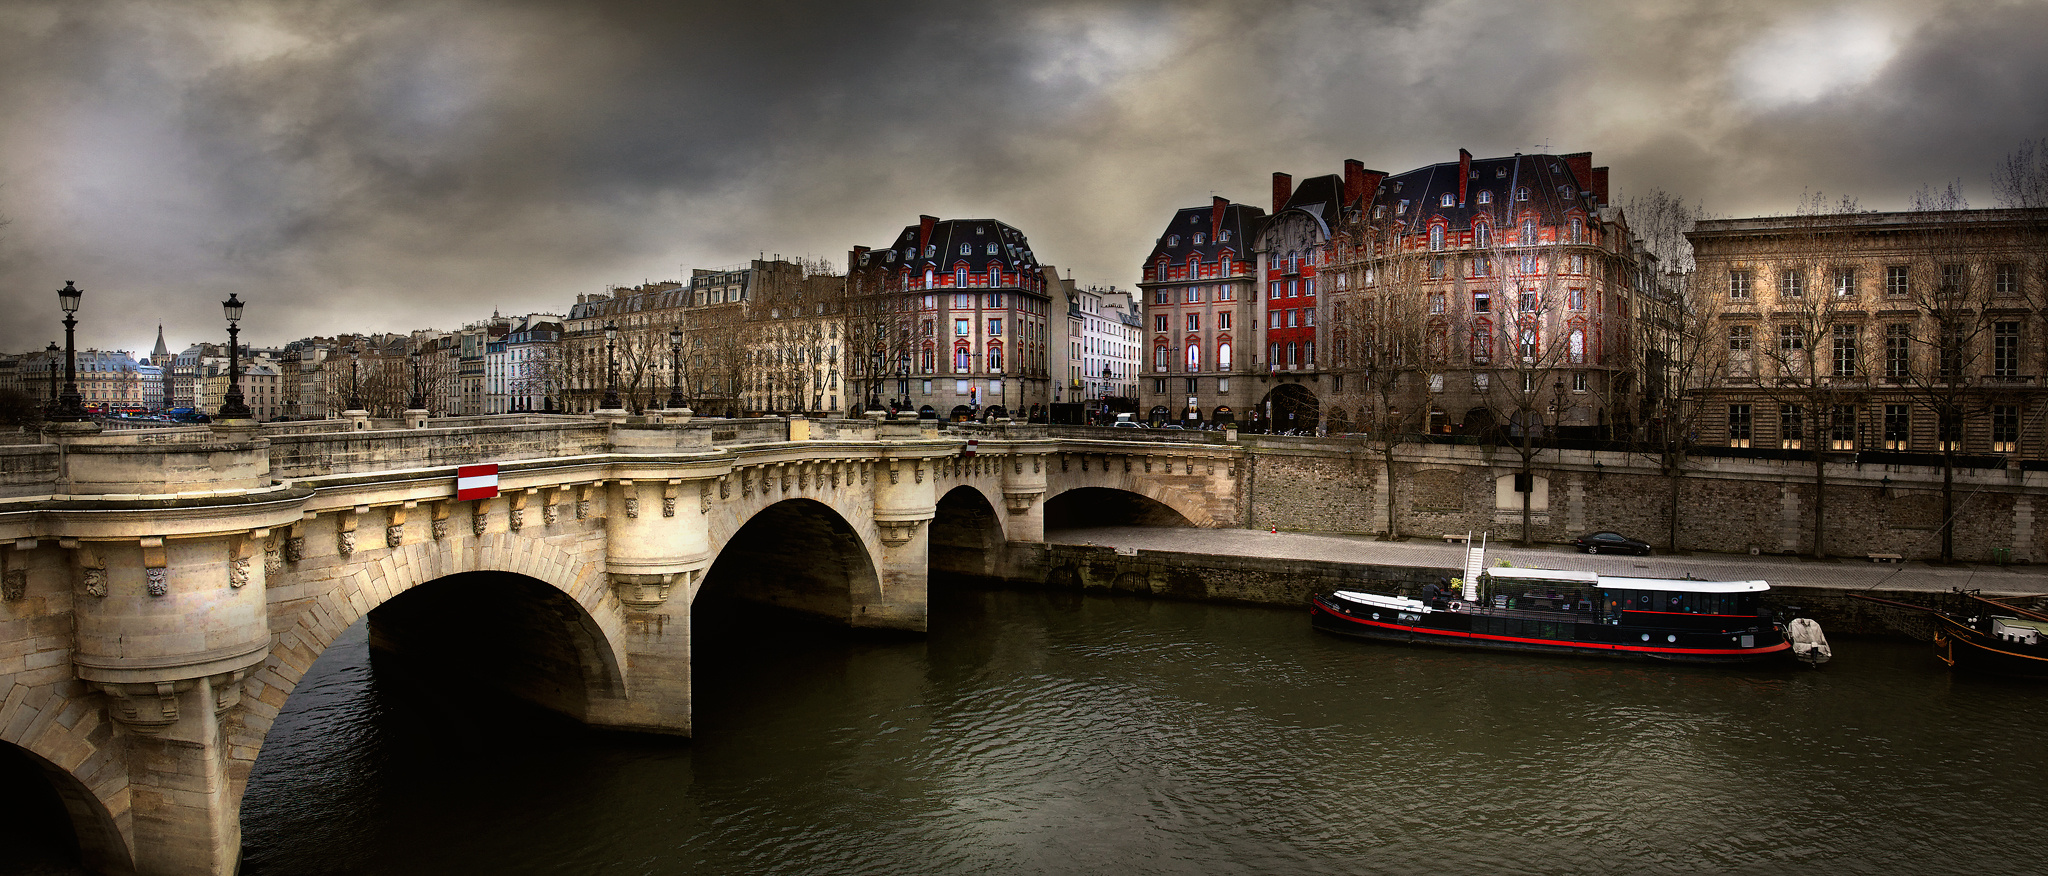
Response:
[[1372, 152, 1599, 235], [1144, 201, 1269, 266], [858, 218, 1040, 275]]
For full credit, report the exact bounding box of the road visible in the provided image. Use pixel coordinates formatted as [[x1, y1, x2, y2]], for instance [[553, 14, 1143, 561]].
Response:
[[1046, 526, 2048, 597]]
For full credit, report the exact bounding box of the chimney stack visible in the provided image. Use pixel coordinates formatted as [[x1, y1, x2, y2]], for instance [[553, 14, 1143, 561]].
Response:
[[1457, 148, 1472, 207], [918, 215, 938, 252], [1211, 196, 1229, 244], [1272, 172, 1293, 214], [1590, 167, 1610, 207]]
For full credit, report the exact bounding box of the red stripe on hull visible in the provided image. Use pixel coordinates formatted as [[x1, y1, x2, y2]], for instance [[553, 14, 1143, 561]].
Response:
[[1311, 599, 1790, 659]]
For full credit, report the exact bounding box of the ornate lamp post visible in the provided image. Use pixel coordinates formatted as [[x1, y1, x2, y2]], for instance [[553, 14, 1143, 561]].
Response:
[[218, 293, 252, 419], [667, 327, 685, 409], [600, 321, 622, 410], [408, 345, 427, 411], [345, 345, 362, 411], [53, 281, 89, 421], [45, 341, 60, 416]]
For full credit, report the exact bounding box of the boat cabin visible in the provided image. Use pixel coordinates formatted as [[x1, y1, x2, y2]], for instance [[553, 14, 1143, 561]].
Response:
[[1476, 569, 1772, 633]]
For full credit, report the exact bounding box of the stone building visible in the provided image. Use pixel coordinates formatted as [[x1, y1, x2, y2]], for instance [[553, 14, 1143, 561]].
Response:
[[848, 217, 1059, 420], [1062, 283, 1141, 422], [1687, 207, 2048, 462]]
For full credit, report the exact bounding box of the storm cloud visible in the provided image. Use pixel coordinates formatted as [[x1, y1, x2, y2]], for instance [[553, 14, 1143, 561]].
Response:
[[2, 0, 2044, 355]]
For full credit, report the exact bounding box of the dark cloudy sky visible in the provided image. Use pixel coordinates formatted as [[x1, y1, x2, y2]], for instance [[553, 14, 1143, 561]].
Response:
[[3, 0, 2045, 357]]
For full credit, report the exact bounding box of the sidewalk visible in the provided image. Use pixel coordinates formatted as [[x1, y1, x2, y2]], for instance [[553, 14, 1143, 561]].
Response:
[[1047, 526, 2048, 597]]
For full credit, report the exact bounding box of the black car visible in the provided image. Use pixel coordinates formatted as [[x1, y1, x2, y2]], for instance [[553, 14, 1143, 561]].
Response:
[[1572, 531, 1651, 555]]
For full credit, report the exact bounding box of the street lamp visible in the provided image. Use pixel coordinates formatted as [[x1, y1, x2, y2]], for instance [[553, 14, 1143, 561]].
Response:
[[219, 293, 252, 419], [53, 281, 88, 422], [345, 345, 362, 411], [600, 321, 622, 410], [667, 327, 685, 409], [408, 345, 427, 411]]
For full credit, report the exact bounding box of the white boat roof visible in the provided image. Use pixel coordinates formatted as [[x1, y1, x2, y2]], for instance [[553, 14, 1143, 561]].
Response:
[[1332, 590, 1430, 612], [1594, 575, 1771, 594], [1482, 567, 1770, 593], [1484, 567, 1600, 585]]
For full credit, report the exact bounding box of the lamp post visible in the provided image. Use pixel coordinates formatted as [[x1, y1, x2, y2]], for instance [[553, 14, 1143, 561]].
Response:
[[219, 293, 252, 419], [600, 321, 622, 410], [408, 345, 426, 411], [667, 328, 685, 409], [53, 281, 88, 421], [345, 345, 362, 411]]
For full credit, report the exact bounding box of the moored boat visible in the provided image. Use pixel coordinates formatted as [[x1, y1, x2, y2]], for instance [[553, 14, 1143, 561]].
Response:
[[1311, 560, 1819, 666], [1856, 590, 2048, 677]]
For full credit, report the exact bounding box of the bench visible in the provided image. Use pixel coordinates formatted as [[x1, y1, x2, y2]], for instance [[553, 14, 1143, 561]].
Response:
[[1443, 533, 1469, 543], [1869, 553, 1903, 563]]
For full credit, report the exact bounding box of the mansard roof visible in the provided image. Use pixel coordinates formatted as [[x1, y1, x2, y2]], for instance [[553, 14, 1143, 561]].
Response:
[[1145, 201, 1268, 265], [858, 217, 1040, 274], [1373, 151, 1600, 235]]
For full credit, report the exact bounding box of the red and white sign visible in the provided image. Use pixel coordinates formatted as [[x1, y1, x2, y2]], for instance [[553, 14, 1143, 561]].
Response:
[[456, 464, 500, 501], [962, 439, 977, 458]]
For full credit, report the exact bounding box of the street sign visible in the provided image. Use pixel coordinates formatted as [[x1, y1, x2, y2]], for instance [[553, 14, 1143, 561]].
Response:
[[456, 464, 500, 500]]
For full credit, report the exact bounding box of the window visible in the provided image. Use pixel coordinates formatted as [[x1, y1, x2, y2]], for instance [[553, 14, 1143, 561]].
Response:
[[955, 319, 969, 336], [1473, 256, 1492, 277], [1994, 322, 2020, 377], [1939, 410, 1961, 451], [988, 243, 999, 255], [988, 345, 1003, 372], [1154, 378, 1166, 393], [1570, 254, 1585, 274], [1568, 329, 1585, 364], [960, 244, 971, 255], [1218, 342, 1232, 370], [1168, 235, 1179, 246], [1430, 225, 1445, 251], [1568, 288, 1585, 310], [1184, 286, 1202, 303], [1430, 292, 1446, 313], [1781, 404, 1804, 450], [1269, 311, 1282, 329], [1477, 190, 1493, 204], [1398, 200, 1409, 215], [1186, 344, 1201, 372], [1573, 372, 1587, 392], [1940, 264, 1966, 296], [1428, 259, 1444, 280], [1885, 324, 1910, 378], [1992, 405, 2019, 452], [1830, 405, 1857, 450], [988, 318, 1003, 336], [990, 266, 1001, 286], [1218, 285, 1234, 302], [1154, 288, 1171, 305], [1780, 269, 1804, 298], [1866, 266, 1904, 302], [1519, 325, 1539, 361], [1996, 263, 2019, 296], [1154, 346, 1170, 372], [987, 293, 1003, 308], [1729, 270, 1752, 300], [1730, 325, 1754, 352], [1194, 233, 1205, 245], [1473, 290, 1490, 313], [1832, 324, 1858, 377], [1516, 186, 1530, 201], [1778, 324, 1804, 352], [1568, 217, 1584, 243], [1940, 325, 1964, 377], [1884, 404, 1909, 450], [1728, 404, 1752, 448], [955, 267, 967, 286], [1520, 289, 1538, 312], [1286, 342, 1299, 367], [1521, 217, 1537, 242], [1833, 268, 1856, 297], [1219, 313, 1231, 330], [1186, 314, 1200, 332], [1286, 310, 1298, 328], [1441, 193, 1456, 207], [955, 347, 972, 371], [1154, 314, 1168, 332]]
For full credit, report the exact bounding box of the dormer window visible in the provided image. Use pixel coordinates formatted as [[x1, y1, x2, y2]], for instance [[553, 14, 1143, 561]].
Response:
[[886, 252, 896, 263], [987, 243, 998, 255], [1194, 233, 1205, 245], [860, 254, 870, 266], [1441, 193, 1456, 207], [1397, 200, 1409, 215], [1220, 230, 1231, 242], [1374, 205, 1386, 219], [961, 244, 971, 255], [924, 245, 935, 257], [1477, 190, 1493, 205], [1516, 187, 1530, 201], [1168, 235, 1180, 246]]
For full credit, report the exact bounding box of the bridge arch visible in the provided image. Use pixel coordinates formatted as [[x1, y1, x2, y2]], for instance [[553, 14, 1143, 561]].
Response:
[[238, 532, 629, 792], [1043, 485, 1203, 529], [701, 498, 880, 623], [0, 739, 132, 874], [932, 484, 1004, 583]]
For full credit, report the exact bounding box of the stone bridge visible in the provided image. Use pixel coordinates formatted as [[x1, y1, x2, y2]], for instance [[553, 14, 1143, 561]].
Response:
[[0, 414, 1244, 875]]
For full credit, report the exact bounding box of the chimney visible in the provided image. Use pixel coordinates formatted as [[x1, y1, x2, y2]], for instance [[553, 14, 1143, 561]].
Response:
[[1590, 167, 1611, 207], [1561, 152, 1594, 198], [918, 215, 937, 253], [1457, 148, 1472, 206], [1272, 172, 1293, 214], [1343, 160, 1365, 207], [1211, 196, 1228, 244]]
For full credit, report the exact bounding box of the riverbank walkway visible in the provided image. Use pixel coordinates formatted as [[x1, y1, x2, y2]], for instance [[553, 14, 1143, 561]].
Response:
[[1047, 526, 2048, 598]]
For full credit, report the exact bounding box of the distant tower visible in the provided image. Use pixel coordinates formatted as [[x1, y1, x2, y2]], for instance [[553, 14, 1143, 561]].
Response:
[[152, 324, 173, 410]]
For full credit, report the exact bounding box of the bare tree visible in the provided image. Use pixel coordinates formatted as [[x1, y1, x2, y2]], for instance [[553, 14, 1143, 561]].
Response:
[[1624, 189, 1719, 551], [1991, 138, 2048, 464]]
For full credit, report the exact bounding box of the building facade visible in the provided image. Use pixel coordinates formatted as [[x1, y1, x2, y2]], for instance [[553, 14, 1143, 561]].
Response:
[[1136, 197, 1269, 426], [848, 217, 1057, 420], [1687, 208, 2048, 462]]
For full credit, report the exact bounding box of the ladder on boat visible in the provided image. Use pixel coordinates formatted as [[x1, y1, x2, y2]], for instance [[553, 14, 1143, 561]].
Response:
[[1461, 531, 1487, 603]]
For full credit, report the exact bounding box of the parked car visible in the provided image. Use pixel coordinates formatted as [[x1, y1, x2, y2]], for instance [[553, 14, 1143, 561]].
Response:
[[1571, 531, 1651, 555], [1111, 421, 1144, 429], [1158, 423, 1186, 430]]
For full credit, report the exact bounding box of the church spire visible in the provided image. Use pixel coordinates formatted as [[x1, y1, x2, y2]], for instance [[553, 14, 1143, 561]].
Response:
[[150, 324, 171, 366]]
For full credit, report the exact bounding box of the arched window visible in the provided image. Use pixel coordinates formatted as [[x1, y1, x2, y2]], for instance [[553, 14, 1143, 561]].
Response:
[[920, 346, 935, 372], [1474, 222, 1491, 248], [1471, 319, 1493, 361], [955, 267, 967, 287], [988, 344, 1003, 372], [1520, 216, 1537, 243], [1186, 341, 1202, 372], [1569, 328, 1586, 364], [960, 243, 971, 255], [955, 345, 971, 372], [1516, 186, 1530, 201], [1477, 190, 1493, 205], [1429, 225, 1445, 251], [1194, 233, 1205, 245], [1569, 217, 1584, 243], [989, 266, 1001, 287], [1218, 340, 1233, 370]]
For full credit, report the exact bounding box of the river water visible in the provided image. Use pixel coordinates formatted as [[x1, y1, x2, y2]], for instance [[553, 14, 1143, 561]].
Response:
[[188, 585, 2048, 873]]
